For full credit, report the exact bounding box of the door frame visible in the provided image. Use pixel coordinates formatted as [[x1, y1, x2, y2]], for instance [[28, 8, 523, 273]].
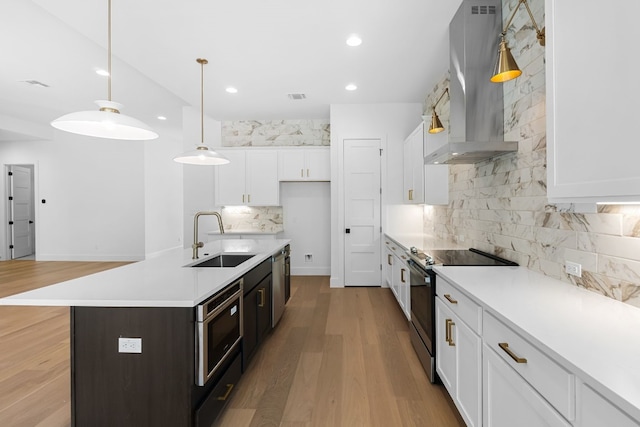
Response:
[[3, 164, 36, 261], [331, 134, 388, 288]]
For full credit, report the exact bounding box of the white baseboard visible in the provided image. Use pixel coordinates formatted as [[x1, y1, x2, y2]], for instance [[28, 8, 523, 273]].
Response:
[[329, 276, 344, 288], [291, 266, 330, 276]]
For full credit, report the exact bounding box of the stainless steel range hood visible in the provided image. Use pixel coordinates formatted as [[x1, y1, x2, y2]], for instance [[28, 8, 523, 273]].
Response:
[[425, 0, 517, 165]]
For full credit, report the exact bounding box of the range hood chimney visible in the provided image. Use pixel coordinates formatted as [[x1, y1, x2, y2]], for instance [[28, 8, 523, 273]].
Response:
[[425, 0, 517, 165]]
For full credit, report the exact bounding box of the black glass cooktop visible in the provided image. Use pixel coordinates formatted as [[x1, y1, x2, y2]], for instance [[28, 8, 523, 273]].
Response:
[[429, 248, 518, 266], [409, 247, 518, 269]]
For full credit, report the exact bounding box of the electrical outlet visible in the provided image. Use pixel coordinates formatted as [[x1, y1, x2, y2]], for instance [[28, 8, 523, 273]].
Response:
[[118, 337, 142, 354], [304, 254, 313, 262], [565, 261, 582, 278]]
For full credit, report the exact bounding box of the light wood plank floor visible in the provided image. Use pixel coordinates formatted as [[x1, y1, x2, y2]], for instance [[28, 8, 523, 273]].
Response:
[[0, 262, 464, 427]]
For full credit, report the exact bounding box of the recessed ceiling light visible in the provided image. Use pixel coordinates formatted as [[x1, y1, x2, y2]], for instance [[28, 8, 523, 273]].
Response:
[[345, 83, 358, 91], [346, 35, 362, 47], [95, 69, 110, 77], [226, 87, 238, 94], [157, 116, 167, 121]]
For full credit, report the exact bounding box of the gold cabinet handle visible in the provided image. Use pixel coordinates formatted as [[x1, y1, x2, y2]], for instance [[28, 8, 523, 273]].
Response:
[[301, 168, 304, 178], [498, 342, 527, 363], [307, 168, 310, 177], [408, 189, 413, 201], [242, 194, 245, 203], [401, 255, 407, 260], [387, 254, 392, 265], [400, 268, 406, 283], [258, 288, 265, 307], [446, 319, 455, 346], [391, 246, 396, 250], [444, 294, 458, 304], [217, 383, 234, 401], [248, 194, 251, 203]]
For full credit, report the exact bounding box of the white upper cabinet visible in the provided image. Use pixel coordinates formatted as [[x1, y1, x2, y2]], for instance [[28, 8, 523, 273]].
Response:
[[215, 149, 279, 206], [546, 0, 640, 203], [403, 123, 425, 204], [425, 125, 449, 206], [278, 147, 330, 181]]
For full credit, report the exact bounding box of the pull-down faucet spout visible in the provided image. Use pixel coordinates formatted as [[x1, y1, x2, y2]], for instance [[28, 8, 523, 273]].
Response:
[[192, 211, 224, 259]]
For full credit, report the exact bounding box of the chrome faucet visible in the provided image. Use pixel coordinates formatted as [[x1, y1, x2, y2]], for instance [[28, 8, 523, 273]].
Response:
[[192, 211, 225, 259]]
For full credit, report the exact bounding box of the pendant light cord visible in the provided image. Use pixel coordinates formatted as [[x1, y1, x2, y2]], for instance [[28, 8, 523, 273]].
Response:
[[107, 0, 112, 101], [200, 59, 204, 144]]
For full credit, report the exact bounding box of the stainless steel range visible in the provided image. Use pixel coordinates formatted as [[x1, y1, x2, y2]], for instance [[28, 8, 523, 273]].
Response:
[[406, 247, 517, 383]]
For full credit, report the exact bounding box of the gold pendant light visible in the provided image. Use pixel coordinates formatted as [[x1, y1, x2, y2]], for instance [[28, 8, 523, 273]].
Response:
[[173, 59, 230, 165], [428, 88, 449, 134], [491, 0, 545, 84], [51, 0, 158, 140]]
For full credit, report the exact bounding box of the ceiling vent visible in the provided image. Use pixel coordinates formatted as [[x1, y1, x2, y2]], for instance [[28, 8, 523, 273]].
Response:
[[21, 80, 50, 88], [287, 93, 306, 100]]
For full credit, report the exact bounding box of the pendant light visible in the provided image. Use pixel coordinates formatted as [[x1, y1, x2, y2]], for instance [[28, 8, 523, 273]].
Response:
[[173, 58, 229, 165], [491, 0, 545, 83], [428, 88, 449, 134], [51, 0, 158, 140]]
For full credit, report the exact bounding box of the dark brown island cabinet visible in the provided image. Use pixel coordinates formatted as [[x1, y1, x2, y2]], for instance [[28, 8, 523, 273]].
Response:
[[70, 258, 273, 427]]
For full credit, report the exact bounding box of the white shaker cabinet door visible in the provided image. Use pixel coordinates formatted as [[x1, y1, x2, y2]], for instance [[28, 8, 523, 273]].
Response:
[[576, 381, 640, 427], [215, 150, 247, 206], [245, 150, 279, 206], [546, 0, 640, 203], [483, 343, 570, 427]]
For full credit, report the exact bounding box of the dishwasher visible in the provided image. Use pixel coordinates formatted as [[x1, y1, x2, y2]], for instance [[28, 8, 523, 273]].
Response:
[[271, 249, 286, 327]]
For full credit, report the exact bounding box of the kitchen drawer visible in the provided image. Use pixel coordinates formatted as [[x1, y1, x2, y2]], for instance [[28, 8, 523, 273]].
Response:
[[384, 238, 408, 259], [484, 312, 575, 421], [437, 276, 482, 334], [194, 350, 242, 427]]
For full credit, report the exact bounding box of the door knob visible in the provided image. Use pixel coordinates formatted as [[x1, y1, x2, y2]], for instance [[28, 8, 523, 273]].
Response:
[[345, 228, 351, 234]]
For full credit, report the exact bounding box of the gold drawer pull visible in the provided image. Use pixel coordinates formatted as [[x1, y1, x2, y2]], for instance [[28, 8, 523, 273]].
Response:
[[258, 288, 266, 307], [444, 294, 458, 304], [499, 342, 527, 363], [400, 268, 406, 283], [217, 383, 234, 401], [388, 254, 392, 265], [445, 319, 455, 346]]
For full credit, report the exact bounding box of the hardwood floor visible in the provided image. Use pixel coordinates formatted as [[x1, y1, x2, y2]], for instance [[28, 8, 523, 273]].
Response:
[[0, 262, 464, 427]]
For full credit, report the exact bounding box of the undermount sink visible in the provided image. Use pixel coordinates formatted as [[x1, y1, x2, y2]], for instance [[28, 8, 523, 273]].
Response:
[[190, 254, 255, 268]]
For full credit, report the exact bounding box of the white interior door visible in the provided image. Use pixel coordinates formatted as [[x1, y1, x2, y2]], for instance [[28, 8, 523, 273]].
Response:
[[8, 165, 35, 259], [343, 139, 381, 286]]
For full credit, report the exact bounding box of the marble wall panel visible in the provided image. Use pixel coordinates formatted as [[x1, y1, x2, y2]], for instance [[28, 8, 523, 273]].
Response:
[[220, 206, 284, 233], [221, 120, 330, 147], [422, 0, 640, 307]]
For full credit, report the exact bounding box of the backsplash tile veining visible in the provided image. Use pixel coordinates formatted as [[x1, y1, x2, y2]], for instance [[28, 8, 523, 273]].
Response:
[[422, 0, 640, 308], [221, 206, 284, 233], [222, 120, 330, 147]]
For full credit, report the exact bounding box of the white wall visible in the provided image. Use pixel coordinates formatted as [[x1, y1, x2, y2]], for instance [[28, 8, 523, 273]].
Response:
[[280, 181, 330, 275], [329, 103, 423, 287]]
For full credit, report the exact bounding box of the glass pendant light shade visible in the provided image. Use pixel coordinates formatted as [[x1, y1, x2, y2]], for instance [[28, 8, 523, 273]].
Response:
[[491, 37, 522, 83], [428, 111, 445, 134], [173, 145, 229, 165], [51, 100, 158, 140]]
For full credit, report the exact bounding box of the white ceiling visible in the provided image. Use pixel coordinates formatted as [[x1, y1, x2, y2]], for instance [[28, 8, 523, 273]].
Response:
[[1, 0, 462, 138]]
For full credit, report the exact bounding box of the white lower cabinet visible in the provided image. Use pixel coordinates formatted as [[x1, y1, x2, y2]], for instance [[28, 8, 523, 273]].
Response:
[[384, 238, 410, 320], [436, 297, 482, 427], [483, 343, 571, 427], [576, 381, 640, 427]]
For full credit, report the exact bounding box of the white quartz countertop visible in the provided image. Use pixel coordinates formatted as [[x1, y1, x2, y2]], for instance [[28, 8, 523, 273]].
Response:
[[0, 239, 290, 308], [433, 265, 640, 420]]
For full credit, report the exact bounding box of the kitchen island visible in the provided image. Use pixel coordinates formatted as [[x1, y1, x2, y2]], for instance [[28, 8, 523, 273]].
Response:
[[0, 238, 290, 427]]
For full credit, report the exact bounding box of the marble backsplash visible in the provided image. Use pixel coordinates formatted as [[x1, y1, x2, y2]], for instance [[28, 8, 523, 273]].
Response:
[[422, 0, 640, 308], [220, 206, 284, 233], [222, 120, 330, 147]]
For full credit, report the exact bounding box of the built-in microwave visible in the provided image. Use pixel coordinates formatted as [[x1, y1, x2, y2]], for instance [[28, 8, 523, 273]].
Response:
[[196, 279, 243, 386]]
